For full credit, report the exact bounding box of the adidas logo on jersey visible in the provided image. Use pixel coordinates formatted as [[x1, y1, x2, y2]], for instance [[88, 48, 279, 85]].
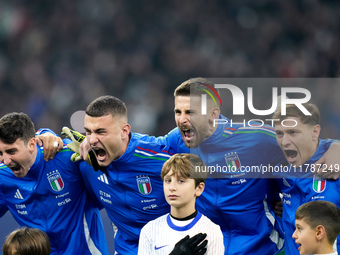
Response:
[[98, 173, 109, 185], [283, 178, 291, 188], [14, 189, 24, 200]]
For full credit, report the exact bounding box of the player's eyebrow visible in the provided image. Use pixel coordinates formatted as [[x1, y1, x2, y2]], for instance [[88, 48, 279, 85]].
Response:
[[5, 148, 18, 153], [95, 128, 106, 132], [84, 127, 106, 133], [295, 223, 302, 228]]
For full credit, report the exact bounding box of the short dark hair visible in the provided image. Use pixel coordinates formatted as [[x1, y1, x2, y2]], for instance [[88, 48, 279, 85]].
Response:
[[295, 200, 340, 244], [3, 227, 51, 255], [0, 112, 35, 144], [86, 95, 128, 119], [272, 103, 320, 126], [161, 153, 208, 187], [174, 77, 215, 96], [174, 77, 220, 108]]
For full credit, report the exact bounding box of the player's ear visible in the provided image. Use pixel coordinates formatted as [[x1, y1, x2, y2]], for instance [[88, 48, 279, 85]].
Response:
[[312, 124, 321, 140], [315, 225, 326, 241], [122, 123, 131, 139], [211, 107, 220, 119], [28, 138, 36, 154], [208, 107, 220, 125], [195, 182, 205, 198]]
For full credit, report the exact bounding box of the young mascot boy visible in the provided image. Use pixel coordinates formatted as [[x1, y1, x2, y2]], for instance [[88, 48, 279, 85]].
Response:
[[292, 200, 340, 255], [138, 153, 224, 255]]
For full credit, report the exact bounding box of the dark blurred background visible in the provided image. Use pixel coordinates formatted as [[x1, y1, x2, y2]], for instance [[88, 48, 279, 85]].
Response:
[[1, 0, 340, 137], [1, 0, 340, 253]]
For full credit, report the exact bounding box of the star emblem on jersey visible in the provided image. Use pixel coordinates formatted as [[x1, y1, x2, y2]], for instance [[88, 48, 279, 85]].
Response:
[[225, 152, 241, 171], [136, 176, 152, 195], [312, 175, 326, 193], [47, 170, 64, 192]]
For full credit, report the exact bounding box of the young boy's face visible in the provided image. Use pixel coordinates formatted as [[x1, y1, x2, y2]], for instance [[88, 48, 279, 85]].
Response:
[[292, 218, 318, 255], [163, 169, 203, 212], [275, 117, 320, 167]]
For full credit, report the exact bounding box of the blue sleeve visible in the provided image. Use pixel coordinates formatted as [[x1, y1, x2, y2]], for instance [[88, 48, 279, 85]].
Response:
[[322, 138, 337, 149], [157, 128, 189, 154], [35, 128, 58, 136]]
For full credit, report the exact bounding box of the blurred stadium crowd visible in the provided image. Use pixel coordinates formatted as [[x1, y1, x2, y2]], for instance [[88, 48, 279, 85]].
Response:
[[0, 0, 340, 137]]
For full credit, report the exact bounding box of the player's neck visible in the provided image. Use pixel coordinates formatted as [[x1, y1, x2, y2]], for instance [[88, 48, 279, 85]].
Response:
[[313, 242, 334, 254], [31, 147, 38, 167], [207, 120, 218, 138], [171, 210, 197, 221], [170, 204, 196, 219], [120, 132, 131, 156], [305, 141, 319, 165]]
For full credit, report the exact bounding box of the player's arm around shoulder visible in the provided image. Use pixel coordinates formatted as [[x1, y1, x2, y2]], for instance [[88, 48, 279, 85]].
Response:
[[35, 128, 63, 161], [316, 139, 340, 180], [156, 127, 189, 154], [46, 139, 84, 179]]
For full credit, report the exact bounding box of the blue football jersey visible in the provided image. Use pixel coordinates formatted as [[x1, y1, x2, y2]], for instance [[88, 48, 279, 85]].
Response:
[[79, 133, 175, 255], [0, 145, 109, 255]]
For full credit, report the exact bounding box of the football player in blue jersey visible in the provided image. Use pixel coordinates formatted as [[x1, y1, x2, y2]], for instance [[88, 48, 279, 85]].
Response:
[[0, 112, 109, 255], [38, 95, 197, 255], [75, 95, 184, 255], [168, 78, 285, 254], [272, 103, 340, 255]]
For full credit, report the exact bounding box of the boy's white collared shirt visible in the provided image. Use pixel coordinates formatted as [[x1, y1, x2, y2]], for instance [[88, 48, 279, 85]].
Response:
[[138, 211, 224, 255]]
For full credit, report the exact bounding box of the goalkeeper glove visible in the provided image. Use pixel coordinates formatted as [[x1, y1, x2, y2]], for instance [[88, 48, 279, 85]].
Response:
[[61, 127, 104, 172], [169, 233, 207, 255]]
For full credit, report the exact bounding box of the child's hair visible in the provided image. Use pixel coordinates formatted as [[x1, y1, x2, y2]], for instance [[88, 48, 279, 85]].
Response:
[[3, 227, 51, 255], [161, 153, 208, 187], [295, 200, 340, 244]]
